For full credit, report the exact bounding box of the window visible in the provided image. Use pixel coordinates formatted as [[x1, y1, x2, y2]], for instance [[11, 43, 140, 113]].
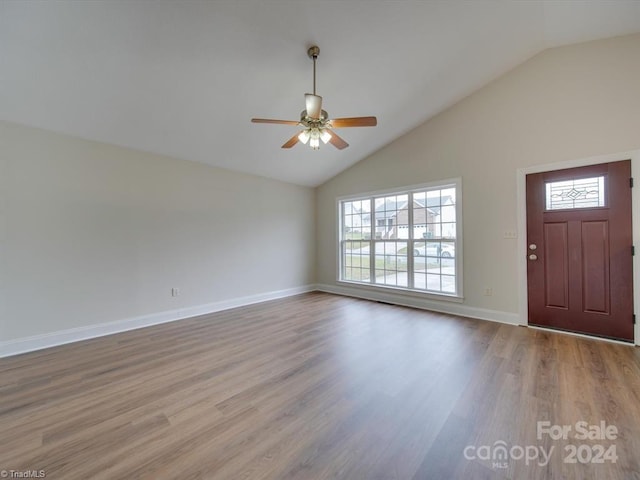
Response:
[[339, 179, 462, 297], [545, 176, 605, 210]]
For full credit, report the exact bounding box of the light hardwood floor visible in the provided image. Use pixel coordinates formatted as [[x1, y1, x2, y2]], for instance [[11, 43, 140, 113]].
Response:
[[2, 292, 640, 479]]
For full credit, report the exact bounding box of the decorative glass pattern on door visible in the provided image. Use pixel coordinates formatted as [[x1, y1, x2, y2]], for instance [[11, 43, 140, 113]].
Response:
[[545, 176, 605, 210]]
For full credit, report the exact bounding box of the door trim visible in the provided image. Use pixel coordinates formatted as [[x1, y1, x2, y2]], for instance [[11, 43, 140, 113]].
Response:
[[517, 150, 640, 346]]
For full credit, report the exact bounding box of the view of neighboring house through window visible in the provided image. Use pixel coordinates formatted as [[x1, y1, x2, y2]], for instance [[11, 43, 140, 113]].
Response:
[[339, 179, 461, 297]]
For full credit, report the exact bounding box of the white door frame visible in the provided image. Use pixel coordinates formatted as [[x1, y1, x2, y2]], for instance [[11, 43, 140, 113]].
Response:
[[516, 150, 640, 346]]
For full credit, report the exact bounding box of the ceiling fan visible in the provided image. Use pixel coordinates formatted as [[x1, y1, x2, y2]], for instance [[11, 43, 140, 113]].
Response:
[[251, 45, 377, 150]]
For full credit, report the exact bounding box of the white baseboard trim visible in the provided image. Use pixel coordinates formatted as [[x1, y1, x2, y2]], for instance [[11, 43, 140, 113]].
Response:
[[0, 285, 316, 358], [317, 283, 522, 326]]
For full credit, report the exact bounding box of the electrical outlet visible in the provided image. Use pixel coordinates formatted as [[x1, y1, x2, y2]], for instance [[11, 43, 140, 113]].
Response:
[[484, 287, 493, 296], [171, 287, 180, 297]]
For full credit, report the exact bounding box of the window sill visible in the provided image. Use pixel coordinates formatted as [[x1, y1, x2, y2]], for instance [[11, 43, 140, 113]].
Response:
[[336, 280, 464, 304]]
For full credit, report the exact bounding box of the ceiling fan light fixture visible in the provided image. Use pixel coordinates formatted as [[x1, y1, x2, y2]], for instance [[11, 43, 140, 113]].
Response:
[[320, 129, 332, 144], [298, 130, 310, 144], [309, 128, 321, 150]]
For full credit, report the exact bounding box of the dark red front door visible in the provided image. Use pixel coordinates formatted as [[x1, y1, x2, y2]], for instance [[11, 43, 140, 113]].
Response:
[[526, 160, 634, 342]]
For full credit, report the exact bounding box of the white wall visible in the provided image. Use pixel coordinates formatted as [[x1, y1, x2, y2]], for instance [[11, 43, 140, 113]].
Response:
[[316, 34, 640, 325], [0, 121, 315, 351]]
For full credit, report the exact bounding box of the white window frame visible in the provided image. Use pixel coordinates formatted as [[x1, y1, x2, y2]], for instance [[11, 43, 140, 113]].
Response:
[[337, 178, 463, 301]]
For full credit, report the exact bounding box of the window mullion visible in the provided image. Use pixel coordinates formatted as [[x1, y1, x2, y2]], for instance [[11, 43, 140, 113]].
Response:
[[408, 191, 414, 289], [340, 202, 345, 281], [369, 198, 375, 283]]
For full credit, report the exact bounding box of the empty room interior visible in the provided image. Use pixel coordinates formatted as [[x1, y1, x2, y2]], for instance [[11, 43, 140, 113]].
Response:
[[2, 1, 640, 479]]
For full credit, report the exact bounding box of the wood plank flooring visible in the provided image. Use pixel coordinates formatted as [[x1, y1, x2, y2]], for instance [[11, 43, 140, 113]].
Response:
[[2, 292, 640, 479]]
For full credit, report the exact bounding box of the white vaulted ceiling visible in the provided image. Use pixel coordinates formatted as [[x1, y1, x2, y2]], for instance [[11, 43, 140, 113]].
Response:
[[1, 1, 639, 186]]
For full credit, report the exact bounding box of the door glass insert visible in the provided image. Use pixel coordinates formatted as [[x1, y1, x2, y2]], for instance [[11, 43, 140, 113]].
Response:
[[545, 176, 605, 210]]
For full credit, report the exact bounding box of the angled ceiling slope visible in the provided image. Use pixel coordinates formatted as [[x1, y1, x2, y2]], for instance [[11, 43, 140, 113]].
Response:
[[1, 1, 639, 187]]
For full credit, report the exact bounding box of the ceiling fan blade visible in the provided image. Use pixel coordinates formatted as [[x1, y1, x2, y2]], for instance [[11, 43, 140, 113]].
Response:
[[251, 118, 300, 125], [281, 132, 302, 149], [330, 116, 377, 128], [325, 129, 349, 150], [305, 94, 323, 120]]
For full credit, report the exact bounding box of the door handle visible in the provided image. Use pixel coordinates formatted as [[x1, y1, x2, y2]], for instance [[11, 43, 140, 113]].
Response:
[[529, 254, 538, 261]]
